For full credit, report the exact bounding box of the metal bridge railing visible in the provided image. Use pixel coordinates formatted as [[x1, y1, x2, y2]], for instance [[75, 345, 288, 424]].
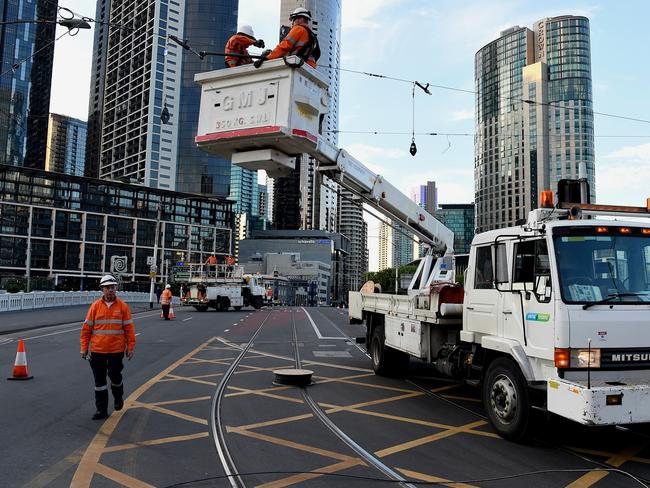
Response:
[[0, 291, 164, 313]]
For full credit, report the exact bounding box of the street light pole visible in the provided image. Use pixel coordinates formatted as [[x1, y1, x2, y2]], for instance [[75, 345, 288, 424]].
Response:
[[149, 205, 162, 309]]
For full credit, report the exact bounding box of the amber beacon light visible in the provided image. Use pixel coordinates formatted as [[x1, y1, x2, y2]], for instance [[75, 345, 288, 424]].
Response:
[[540, 190, 554, 209]]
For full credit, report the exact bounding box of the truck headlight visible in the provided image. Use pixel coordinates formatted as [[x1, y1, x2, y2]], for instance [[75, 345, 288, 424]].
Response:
[[571, 348, 601, 368]]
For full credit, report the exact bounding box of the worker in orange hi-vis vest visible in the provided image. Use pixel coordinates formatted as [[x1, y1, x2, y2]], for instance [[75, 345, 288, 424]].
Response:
[[80, 275, 136, 420], [256, 7, 320, 69], [161, 284, 173, 320], [224, 25, 265, 68]]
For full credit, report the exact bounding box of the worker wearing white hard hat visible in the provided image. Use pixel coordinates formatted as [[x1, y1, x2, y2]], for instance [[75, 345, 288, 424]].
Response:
[[161, 284, 173, 320], [224, 24, 265, 68], [257, 7, 320, 69], [80, 274, 136, 420]]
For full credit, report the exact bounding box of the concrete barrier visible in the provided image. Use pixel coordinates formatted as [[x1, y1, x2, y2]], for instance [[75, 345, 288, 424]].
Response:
[[0, 291, 178, 313]]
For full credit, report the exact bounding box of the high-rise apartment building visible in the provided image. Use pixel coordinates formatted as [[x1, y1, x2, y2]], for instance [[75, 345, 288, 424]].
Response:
[[475, 16, 595, 232], [436, 204, 475, 254], [338, 191, 367, 292], [0, 0, 58, 168], [45, 114, 87, 176], [378, 220, 392, 271], [378, 219, 413, 271], [86, 0, 237, 195]]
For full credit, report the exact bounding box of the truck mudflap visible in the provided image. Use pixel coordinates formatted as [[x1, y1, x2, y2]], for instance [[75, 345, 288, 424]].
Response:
[[547, 378, 650, 425]]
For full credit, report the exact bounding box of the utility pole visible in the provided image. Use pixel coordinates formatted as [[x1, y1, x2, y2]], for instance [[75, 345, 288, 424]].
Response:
[[149, 205, 162, 309]]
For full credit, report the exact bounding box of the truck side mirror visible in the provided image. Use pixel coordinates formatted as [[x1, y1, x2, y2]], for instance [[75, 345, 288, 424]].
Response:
[[534, 275, 552, 303]]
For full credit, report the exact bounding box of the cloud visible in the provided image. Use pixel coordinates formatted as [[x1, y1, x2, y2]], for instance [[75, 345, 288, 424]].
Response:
[[598, 143, 650, 205], [344, 143, 403, 174], [451, 109, 474, 121], [342, 0, 404, 29]]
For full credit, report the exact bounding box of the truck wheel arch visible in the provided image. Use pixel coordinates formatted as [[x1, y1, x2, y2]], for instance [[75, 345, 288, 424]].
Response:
[[478, 336, 536, 383]]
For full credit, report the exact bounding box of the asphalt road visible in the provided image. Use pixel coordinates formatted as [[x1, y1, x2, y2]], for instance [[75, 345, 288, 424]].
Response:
[[1, 304, 649, 488]]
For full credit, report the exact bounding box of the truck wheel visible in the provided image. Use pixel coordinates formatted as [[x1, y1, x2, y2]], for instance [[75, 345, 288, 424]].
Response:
[[483, 358, 531, 441], [194, 305, 208, 312], [217, 298, 230, 312], [252, 296, 263, 309], [371, 327, 408, 377]]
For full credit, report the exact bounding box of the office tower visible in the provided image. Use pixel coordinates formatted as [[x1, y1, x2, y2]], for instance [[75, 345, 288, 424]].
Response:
[[378, 219, 413, 271], [257, 183, 268, 219], [378, 219, 392, 271], [86, 0, 237, 194], [274, 0, 341, 230], [0, 0, 58, 168], [475, 16, 595, 232], [45, 114, 87, 176], [436, 204, 475, 254]]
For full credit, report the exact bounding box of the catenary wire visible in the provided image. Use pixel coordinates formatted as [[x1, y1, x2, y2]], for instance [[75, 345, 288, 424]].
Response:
[[327, 130, 650, 139], [327, 65, 650, 125]]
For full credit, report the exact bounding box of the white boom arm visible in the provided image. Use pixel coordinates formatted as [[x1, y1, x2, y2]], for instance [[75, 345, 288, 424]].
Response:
[[194, 57, 455, 289]]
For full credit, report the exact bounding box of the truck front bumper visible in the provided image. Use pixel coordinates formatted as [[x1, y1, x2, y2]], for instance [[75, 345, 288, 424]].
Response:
[[547, 378, 650, 425]]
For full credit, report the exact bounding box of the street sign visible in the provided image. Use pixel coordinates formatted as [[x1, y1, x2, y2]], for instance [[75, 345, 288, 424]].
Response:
[[146, 256, 154, 265], [176, 262, 185, 267], [150, 271, 157, 279]]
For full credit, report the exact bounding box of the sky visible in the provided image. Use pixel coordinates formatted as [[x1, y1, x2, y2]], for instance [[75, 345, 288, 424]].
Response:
[[50, 1, 650, 271]]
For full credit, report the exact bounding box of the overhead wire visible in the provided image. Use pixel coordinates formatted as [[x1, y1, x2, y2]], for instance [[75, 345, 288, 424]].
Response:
[[327, 65, 650, 125]]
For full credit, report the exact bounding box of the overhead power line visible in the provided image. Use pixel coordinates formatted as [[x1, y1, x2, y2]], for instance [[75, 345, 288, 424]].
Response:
[[328, 65, 650, 126]]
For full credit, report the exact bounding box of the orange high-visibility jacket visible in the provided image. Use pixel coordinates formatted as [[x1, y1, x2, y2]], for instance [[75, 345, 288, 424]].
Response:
[[226, 256, 235, 266], [225, 33, 256, 67], [161, 289, 172, 305], [206, 255, 218, 265], [267, 25, 318, 68], [80, 298, 136, 354]]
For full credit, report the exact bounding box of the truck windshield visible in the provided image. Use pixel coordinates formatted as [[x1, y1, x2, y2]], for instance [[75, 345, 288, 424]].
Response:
[[553, 227, 650, 305]]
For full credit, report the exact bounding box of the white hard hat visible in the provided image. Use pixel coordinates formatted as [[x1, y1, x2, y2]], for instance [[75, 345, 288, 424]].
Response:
[[238, 24, 255, 37], [289, 7, 312, 21], [99, 275, 118, 287], [166, 284, 171, 289]]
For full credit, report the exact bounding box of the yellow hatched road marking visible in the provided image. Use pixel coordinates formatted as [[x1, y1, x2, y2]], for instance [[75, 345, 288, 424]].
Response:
[[94, 463, 155, 488], [322, 392, 424, 413], [315, 375, 421, 394], [565, 445, 646, 488], [256, 459, 366, 488], [233, 413, 314, 431], [145, 395, 211, 407], [161, 373, 217, 386], [225, 385, 304, 404], [103, 432, 209, 453], [226, 427, 358, 462], [71, 337, 217, 487], [397, 467, 477, 488], [568, 446, 650, 465], [375, 420, 488, 458], [130, 401, 208, 426], [159, 372, 223, 383]]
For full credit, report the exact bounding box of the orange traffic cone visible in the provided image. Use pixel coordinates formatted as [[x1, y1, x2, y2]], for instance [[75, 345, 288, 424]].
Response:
[[169, 306, 175, 319], [7, 339, 33, 381]]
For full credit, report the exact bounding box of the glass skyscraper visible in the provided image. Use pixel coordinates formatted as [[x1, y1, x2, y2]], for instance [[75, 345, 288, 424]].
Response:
[[475, 16, 595, 232], [0, 0, 58, 168], [87, 0, 237, 196], [436, 204, 475, 254]]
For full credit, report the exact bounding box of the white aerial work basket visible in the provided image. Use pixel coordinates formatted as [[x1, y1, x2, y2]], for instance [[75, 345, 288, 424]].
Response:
[[194, 57, 329, 177]]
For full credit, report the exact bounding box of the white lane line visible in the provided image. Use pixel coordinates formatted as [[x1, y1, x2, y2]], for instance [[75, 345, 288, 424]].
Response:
[[300, 307, 346, 340], [224, 329, 230, 332], [183, 317, 192, 322]]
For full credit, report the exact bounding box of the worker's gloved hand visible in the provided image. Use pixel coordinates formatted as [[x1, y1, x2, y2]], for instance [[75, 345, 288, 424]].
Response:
[[254, 49, 271, 68], [254, 38, 265, 48]]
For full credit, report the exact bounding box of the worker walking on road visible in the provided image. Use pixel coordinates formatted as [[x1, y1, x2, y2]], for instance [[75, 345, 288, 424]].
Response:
[[80, 275, 136, 420], [161, 284, 173, 320], [225, 25, 265, 68], [256, 8, 320, 69]]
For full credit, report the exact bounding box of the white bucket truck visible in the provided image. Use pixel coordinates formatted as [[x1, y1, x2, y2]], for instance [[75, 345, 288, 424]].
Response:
[[193, 57, 650, 440]]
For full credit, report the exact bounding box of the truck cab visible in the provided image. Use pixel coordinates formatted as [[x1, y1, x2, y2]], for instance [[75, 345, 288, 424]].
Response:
[[463, 204, 650, 438]]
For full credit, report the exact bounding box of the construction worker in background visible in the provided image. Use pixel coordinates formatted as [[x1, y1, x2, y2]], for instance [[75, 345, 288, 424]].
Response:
[[161, 284, 173, 320], [80, 275, 136, 420], [225, 255, 236, 277], [224, 25, 265, 68], [255, 7, 320, 69], [205, 254, 218, 277]]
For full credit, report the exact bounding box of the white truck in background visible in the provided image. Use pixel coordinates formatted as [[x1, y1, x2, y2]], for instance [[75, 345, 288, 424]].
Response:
[[193, 57, 650, 440], [174, 264, 265, 312]]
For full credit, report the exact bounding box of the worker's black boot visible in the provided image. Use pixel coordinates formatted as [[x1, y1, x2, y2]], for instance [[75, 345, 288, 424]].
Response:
[[112, 382, 124, 411], [92, 410, 109, 420], [94, 386, 109, 419]]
